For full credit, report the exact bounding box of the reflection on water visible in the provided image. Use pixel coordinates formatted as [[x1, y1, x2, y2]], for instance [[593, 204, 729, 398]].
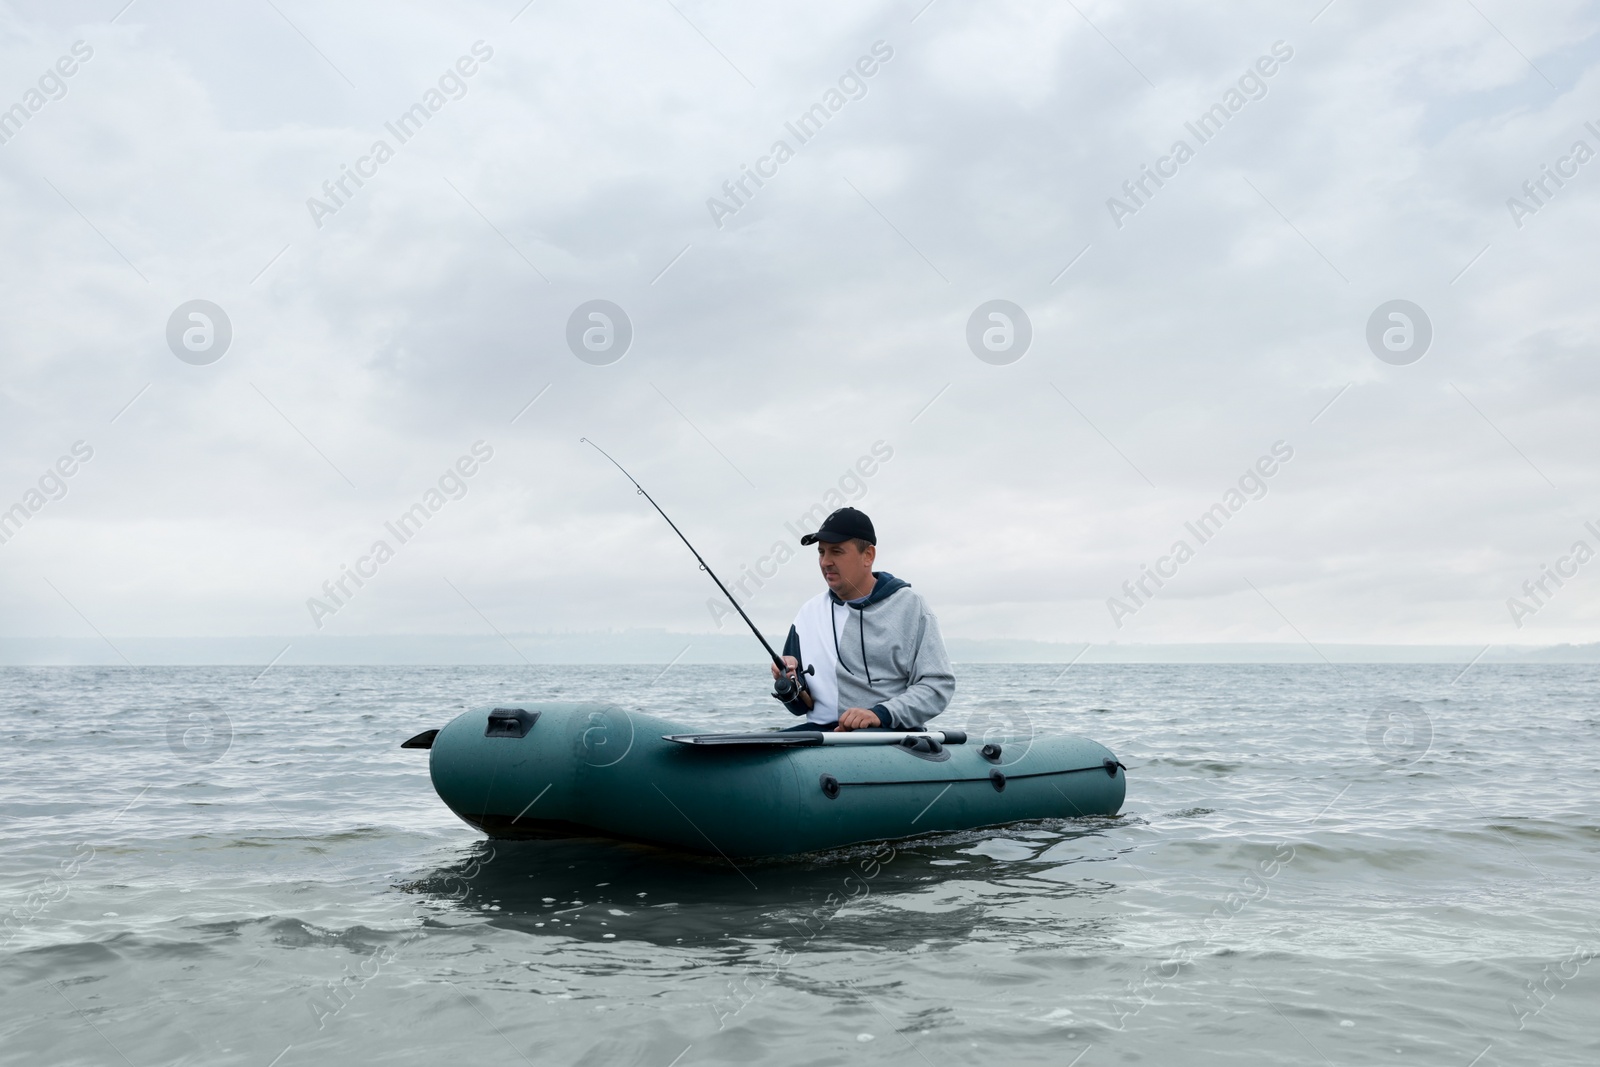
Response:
[[405, 816, 1129, 953]]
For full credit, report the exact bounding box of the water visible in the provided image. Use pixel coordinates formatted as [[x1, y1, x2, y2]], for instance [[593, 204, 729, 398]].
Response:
[[1, 664, 1596, 1066]]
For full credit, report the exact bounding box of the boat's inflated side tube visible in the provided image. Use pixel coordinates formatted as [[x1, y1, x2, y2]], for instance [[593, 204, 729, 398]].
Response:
[[427, 704, 1125, 858]]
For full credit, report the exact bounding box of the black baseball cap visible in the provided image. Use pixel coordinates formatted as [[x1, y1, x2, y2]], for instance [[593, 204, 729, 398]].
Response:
[[800, 507, 876, 546]]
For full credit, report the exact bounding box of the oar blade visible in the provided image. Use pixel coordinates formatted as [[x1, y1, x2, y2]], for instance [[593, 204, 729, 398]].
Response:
[[661, 732, 826, 747]]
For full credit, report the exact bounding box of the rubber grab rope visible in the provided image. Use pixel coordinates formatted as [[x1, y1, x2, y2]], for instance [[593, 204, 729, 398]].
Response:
[[830, 760, 1125, 789]]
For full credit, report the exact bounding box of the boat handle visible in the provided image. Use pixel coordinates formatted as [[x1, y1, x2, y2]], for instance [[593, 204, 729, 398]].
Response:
[[485, 708, 541, 738]]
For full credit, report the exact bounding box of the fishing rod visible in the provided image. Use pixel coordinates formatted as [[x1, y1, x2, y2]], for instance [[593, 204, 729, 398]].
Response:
[[580, 438, 813, 708]]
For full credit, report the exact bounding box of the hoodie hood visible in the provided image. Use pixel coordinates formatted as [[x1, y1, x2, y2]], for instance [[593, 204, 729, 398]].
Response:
[[829, 571, 908, 607]]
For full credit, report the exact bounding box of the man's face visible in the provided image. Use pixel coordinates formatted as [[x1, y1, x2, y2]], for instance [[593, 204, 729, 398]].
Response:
[[818, 540, 874, 596]]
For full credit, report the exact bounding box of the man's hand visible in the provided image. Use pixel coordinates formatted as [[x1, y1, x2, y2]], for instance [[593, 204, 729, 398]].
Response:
[[771, 656, 814, 708], [836, 707, 881, 732]]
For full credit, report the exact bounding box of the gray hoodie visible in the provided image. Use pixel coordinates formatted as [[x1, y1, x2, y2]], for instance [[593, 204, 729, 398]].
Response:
[[781, 571, 955, 729]]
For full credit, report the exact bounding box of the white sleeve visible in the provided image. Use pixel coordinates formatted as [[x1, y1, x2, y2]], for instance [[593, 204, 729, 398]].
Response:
[[792, 593, 840, 724]]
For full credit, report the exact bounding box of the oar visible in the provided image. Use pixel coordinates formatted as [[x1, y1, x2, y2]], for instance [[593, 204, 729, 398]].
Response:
[[663, 729, 967, 747]]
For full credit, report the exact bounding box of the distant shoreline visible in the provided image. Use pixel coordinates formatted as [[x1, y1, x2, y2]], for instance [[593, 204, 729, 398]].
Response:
[[2, 634, 1598, 667]]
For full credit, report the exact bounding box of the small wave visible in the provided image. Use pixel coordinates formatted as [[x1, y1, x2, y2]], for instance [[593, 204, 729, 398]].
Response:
[[264, 917, 408, 953], [4, 940, 119, 972], [1143, 757, 1242, 774]]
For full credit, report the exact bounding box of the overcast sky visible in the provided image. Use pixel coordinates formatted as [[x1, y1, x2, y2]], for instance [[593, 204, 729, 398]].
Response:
[[3, 0, 1600, 658]]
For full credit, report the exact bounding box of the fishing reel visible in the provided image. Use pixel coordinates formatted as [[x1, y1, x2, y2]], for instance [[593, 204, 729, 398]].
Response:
[[771, 660, 815, 715]]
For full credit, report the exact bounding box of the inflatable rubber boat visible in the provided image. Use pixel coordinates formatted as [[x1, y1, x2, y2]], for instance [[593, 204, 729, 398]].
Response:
[[404, 703, 1126, 858]]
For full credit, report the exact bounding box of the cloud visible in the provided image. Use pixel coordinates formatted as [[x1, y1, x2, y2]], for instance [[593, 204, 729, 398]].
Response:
[[3, 0, 1600, 654]]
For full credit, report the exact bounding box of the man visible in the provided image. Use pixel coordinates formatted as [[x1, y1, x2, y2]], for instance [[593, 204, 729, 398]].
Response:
[[770, 506, 954, 731]]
